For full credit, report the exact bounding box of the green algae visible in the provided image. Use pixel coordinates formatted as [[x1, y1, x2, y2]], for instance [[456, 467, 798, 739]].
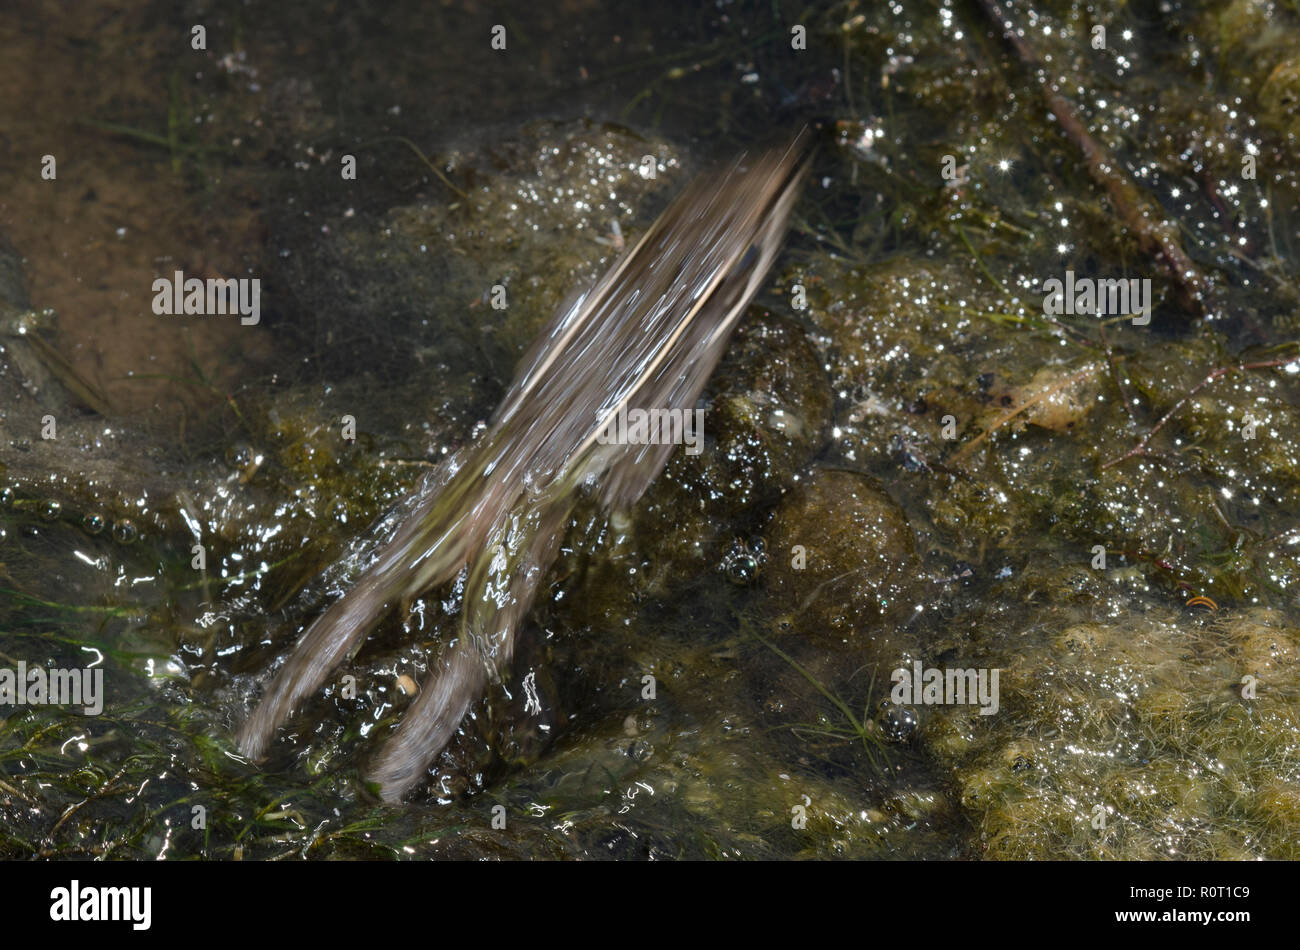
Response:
[[918, 606, 1300, 859]]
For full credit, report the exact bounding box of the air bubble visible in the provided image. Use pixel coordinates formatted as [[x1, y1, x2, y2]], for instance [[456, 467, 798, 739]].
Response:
[[725, 553, 759, 585], [112, 519, 138, 544], [225, 443, 254, 469], [878, 702, 918, 742], [721, 537, 766, 585]]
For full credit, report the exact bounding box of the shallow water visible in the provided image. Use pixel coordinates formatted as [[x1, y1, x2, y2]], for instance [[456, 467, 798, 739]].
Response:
[[1, 0, 1299, 859]]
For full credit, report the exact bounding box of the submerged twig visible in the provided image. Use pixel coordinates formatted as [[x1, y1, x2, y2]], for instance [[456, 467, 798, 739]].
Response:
[[21, 330, 114, 416], [1102, 356, 1299, 469], [973, 0, 1211, 315], [359, 136, 470, 200], [0, 776, 34, 804]]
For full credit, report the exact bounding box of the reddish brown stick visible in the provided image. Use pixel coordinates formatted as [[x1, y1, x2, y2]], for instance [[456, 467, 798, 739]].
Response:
[[1102, 357, 1297, 468], [974, 0, 1210, 315]]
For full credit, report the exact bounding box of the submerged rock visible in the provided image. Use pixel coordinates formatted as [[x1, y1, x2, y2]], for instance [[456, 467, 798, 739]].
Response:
[[766, 468, 920, 663]]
